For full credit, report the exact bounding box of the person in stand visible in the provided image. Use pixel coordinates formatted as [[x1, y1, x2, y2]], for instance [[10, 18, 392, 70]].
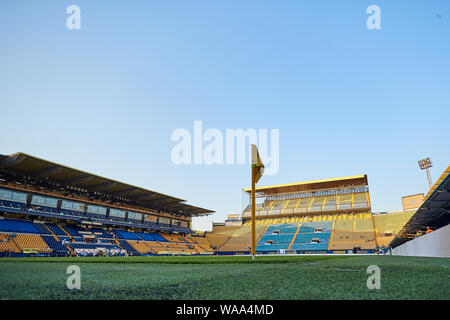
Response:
[[425, 226, 433, 234]]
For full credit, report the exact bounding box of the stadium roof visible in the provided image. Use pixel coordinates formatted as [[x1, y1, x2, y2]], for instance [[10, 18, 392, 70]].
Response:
[[0, 152, 214, 216], [390, 165, 450, 248], [243, 175, 368, 195]]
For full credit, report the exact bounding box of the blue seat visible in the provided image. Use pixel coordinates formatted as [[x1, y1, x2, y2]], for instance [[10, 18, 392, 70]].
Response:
[[265, 224, 299, 234], [41, 235, 68, 254], [89, 228, 112, 238], [0, 218, 39, 234], [46, 224, 67, 236], [32, 223, 51, 235], [117, 240, 140, 255], [63, 225, 85, 237], [259, 234, 294, 244], [136, 232, 168, 242], [114, 230, 141, 240]]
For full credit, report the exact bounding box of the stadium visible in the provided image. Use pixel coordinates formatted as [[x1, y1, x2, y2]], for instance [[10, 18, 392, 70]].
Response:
[[1, 1, 449, 306], [0, 152, 449, 300]]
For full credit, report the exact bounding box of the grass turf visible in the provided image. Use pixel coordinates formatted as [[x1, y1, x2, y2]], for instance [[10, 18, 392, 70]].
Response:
[[0, 255, 449, 300]]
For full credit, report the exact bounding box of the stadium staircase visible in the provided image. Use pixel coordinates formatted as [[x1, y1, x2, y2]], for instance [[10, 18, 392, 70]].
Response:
[[258, 225, 270, 243], [215, 237, 232, 251], [117, 240, 139, 255], [58, 225, 73, 241], [9, 235, 21, 252], [286, 223, 302, 251], [44, 224, 60, 241], [41, 223, 72, 254], [371, 213, 379, 247]]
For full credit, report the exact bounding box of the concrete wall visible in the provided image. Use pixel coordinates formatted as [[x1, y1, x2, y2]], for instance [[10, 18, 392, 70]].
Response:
[[392, 224, 450, 258]]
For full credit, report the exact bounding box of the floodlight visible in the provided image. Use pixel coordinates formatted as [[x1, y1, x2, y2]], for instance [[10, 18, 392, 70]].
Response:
[[418, 157, 433, 190], [418, 158, 432, 170]]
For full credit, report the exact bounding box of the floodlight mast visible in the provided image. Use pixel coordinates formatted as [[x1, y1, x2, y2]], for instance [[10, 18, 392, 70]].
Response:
[[418, 158, 433, 190]]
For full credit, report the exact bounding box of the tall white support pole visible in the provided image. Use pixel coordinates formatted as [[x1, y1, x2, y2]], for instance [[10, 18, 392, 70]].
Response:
[[426, 168, 433, 190]]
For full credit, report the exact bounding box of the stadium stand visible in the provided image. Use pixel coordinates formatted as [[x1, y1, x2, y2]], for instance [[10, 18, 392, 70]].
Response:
[[205, 225, 238, 249], [237, 176, 382, 253], [127, 240, 152, 254], [329, 216, 376, 251], [0, 152, 215, 257], [290, 221, 332, 251], [214, 224, 267, 253], [0, 215, 210, 256], [373, 211, 416, 246], [13, 234, 52, 253], [1, 151, 437, 257], [32, 223, 52, 235], [41, 235, 69, 255], [191, 236, 214, 253]]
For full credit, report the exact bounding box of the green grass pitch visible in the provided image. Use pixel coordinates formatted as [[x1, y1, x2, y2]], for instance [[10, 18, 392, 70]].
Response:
[[0, 255, 449, 300]]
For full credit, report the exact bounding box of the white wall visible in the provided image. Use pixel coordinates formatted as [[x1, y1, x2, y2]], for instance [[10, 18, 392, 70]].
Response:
[[392, 224, 450, 258]]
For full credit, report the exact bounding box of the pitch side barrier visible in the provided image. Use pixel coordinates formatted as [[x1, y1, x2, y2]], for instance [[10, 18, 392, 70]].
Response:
[[0, 252, 215, 258], [0, 252, 55, 258], [215, 249, 375, 255], [150, 254, 212, 256]]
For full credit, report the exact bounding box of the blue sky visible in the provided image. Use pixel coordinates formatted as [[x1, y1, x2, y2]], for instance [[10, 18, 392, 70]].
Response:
[[0, 1, 449, 231]]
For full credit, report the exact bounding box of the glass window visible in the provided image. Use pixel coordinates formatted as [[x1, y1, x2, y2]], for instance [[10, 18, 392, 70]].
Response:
[[97, 206, 107, 215], [72, 202, 85, 212], [61, 200, 73, 209], [128, 212, 142, 220], [32, 195, 58, 207], [110, 208, 125, 218], [44, 197, 58, 207], [87, 205, 98, 213], [12, 191, 27, 202], [0, 188, 13, 200], [87, 205, 106, 215], [159, 217, 170, 224]]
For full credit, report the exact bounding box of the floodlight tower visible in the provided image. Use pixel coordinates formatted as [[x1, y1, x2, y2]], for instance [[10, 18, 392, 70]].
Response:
[[418, 158, 433, 190]]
